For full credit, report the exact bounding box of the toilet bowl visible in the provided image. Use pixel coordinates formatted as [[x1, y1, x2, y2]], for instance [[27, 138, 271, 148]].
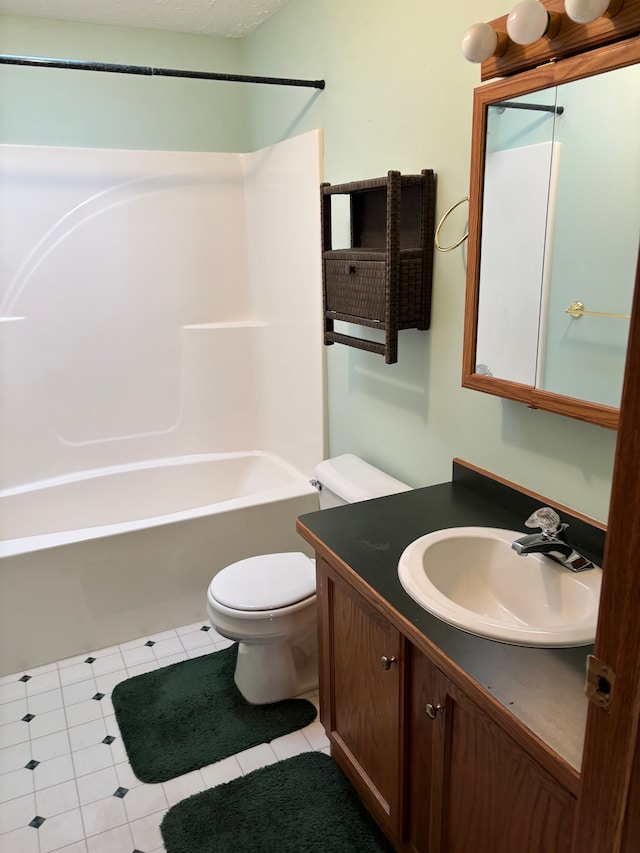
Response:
[[206, 552, 318, 705], [206, 454, 411, 705]]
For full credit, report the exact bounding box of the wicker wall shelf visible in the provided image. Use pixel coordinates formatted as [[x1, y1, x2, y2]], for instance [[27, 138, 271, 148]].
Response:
[[321, 170, 436, 364]]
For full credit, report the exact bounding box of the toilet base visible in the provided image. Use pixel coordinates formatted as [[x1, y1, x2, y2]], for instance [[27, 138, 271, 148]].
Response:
[[233, 627, 318, 705]]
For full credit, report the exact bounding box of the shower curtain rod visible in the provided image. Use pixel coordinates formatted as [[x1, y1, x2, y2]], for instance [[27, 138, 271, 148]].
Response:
[[494, 100, 564, 115], [0, 53, 325, 89]]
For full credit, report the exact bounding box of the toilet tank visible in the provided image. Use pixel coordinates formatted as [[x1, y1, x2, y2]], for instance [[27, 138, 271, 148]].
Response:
[[313, 454, 411, 509]]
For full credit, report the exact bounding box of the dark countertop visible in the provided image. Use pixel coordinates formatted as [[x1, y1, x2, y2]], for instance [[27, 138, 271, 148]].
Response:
[[297, 462, 605, 773]]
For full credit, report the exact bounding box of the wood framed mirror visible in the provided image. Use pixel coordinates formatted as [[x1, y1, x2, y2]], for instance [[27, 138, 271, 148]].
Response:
[[463, 7, 640, 430]]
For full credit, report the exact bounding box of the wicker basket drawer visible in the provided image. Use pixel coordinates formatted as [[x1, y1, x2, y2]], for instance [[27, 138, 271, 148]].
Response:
[[325, 258, 386, 321]]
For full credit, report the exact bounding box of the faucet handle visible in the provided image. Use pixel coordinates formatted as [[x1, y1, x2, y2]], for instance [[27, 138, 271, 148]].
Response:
[[525, 507, 561, 535]]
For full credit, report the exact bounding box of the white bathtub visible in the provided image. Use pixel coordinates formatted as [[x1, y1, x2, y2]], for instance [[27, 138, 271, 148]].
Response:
[[0, 453, 319, 675]]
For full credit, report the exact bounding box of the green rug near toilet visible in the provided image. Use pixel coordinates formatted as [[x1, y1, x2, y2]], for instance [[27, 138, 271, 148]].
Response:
[[112, 644, 317, 783], [160, 751, 395, 853]]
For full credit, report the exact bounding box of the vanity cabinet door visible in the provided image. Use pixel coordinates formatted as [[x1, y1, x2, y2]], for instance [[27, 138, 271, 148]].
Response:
[[404, 644, 442, 853], [317, 558, 403, 842], [427, 675, 576, 853]]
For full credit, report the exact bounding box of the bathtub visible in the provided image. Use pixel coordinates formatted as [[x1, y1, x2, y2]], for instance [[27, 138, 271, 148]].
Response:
[[0, 452, 320, 675]]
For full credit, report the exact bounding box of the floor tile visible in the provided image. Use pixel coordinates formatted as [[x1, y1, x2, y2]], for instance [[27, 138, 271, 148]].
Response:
[[33, 753, 76, 791], [129, 809, 165, 852], [0, 697, 27, 725], [60, 664, 95, 688], [0, 766, 34, 802], [114, 762, 144, 791], [66, 700, 104, 729], [185, 646, 215, 659], [72, 744, 115, 778], [235, 742, 278, 775], [93, 670, 127, 696], [121, 646, 155, 669], [152, 652, 187, 668], [31, 729, 72, 763], [62, 679, 99, 708], [0, 740, 32, 775], [0, 824, 39, 853], [76, 767, 119, 807], [178, 631, 214, 651], [104, 738, 127, 766], [91, 654, 126, 678], [36, 779, 80, 817], [54, 841, 89, 853], [28, 707, 68, 739], [0, 720, 30, 748], [150, 638, 185, 660], [0, 791, 36, 834], [0, 680, 27, 706], [96, 695, 115, 719], [1, 620, 327, 852], [199, 755, 243, 789], [69, 719, 108, 754], [39, 807, 86, 852], [25, 669, 62, 696], [162, 769, 206, 807], [270, 729, 313, 761], [86, 823, 134, 853], [81, 795, 127, 837], [302, 719, 331, 750], [27, 687, 64, 716], [122, 783, 168, 822], [125, 662, 159, 679]]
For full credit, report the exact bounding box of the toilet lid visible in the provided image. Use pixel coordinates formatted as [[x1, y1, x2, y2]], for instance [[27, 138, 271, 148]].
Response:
[[210, 552, 316, 611]]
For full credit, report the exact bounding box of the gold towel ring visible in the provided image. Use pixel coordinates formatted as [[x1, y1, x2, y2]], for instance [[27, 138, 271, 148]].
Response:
[[434, 196, 469, 252]]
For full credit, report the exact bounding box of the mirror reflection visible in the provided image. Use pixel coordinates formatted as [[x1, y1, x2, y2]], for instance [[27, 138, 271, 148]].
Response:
[[475, 63, 640, 410]]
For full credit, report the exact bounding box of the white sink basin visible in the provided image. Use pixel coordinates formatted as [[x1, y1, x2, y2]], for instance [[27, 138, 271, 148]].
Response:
[[398, 527, 601, 647]]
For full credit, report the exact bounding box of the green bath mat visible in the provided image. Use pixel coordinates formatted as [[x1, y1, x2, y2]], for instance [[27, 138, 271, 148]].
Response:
[[112, 644, 317, 783], [160, 751, 395, 853]]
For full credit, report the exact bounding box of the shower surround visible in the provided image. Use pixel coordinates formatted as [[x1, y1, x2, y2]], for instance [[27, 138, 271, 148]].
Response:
[[0, 131, 324, 674]]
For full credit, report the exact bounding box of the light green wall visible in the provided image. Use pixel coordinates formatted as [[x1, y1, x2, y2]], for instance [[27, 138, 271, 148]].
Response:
[[0, 16, 248, 151], [242, 0, 618, 522], [0, 4, 619, 521]]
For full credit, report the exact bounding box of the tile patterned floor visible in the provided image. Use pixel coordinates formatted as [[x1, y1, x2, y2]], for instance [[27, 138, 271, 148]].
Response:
[[0, 622, 328, 853]]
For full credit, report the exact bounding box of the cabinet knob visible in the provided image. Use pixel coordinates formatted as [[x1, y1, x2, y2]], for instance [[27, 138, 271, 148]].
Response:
[[346, 263, 356, 275], [425, 703, 445, 720], [381, 655, 398, 670]]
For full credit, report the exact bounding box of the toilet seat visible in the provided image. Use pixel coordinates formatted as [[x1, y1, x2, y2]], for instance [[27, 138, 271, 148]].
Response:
[[209, 552, 315, 612]]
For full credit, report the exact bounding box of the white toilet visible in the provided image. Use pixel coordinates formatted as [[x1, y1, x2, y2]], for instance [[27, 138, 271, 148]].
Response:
[[206, 454, 411, 705]]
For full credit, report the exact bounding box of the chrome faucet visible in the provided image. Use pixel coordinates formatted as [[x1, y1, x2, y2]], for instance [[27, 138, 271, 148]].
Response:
[[511, 507, 596, 573]]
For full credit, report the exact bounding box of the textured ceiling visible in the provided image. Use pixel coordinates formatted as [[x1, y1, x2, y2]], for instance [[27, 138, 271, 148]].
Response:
[[0, 0, 292, 38]]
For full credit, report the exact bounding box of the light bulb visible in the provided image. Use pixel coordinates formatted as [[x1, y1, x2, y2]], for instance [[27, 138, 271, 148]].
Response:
[[565, 0, 612, 23], [462, 23, 499, 63], [507, 0, 550, 44]]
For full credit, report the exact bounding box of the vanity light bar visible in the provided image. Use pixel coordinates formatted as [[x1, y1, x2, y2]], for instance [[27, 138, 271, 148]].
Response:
[[461, 0, 639, 77]]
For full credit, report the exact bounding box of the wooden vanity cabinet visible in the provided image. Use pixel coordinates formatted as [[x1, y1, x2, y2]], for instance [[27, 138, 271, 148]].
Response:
[[316, 554, 576, 853], [317, 556, 404, 840], [409, 650, 576, 853]]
